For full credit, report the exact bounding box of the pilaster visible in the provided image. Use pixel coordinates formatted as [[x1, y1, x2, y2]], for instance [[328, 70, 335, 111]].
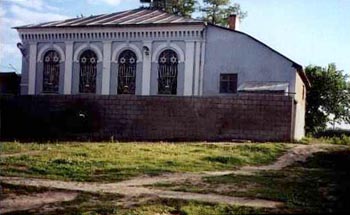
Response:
[[64, 41, 74, 94], [28, 42, 37, 95], [184, 41, 195, 96], [102, 41, 112, 95], [142, 41, 152, 95]]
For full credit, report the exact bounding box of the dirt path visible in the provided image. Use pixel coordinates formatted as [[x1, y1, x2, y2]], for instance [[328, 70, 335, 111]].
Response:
[[0, 176, 282, 209], [207, 143, 336, 176], [0, 144, 339, 211], [0, 191, 78, 214]]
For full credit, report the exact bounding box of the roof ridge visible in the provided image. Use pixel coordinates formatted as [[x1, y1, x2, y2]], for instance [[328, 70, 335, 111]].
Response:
[[14, 7, 203, 29]]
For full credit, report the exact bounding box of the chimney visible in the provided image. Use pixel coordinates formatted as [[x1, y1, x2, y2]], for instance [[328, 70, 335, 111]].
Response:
[[228, 14, 239, 30]]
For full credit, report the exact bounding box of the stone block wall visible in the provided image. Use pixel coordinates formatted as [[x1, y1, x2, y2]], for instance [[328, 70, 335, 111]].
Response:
[[0, 94, 294, 142]]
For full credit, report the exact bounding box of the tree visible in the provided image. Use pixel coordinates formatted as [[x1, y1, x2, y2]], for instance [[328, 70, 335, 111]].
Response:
[[141, 0, 197, 17], [200, 0, 247, 26], [305, 64, 350, 134], [173, 0, 197, 17]]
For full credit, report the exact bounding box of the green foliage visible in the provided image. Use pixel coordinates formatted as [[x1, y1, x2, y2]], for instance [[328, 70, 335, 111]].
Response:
[[305, 63, 350, 134], [200, 0, 247, 26], [179, 202, 264, 215], [0, 142, 286, 182], [118, 199, 269, 215], [316, 128, 350, 138], [298, 135, 350, 146], [173, 0, 197, 17], [144, 0, 247, 25], [147, 0, 197, 17], [329, 135, 350, 145]]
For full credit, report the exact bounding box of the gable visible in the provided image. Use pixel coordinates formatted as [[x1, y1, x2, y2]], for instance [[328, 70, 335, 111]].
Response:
[[207, 24, 310, 88]]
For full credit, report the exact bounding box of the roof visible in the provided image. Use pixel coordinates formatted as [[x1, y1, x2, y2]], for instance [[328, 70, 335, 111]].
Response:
[[238, 82, 289, 92], [14, 8, 203, 29]]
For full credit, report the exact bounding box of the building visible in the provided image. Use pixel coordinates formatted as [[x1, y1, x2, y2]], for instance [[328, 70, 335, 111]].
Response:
[[14, 8, 309, 140]]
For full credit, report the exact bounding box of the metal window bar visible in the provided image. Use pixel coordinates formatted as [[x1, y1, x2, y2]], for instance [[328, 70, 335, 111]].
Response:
[[43, 50, 60, 93], [158, 50, 178, 95], [79, 50, 97, 93], [118, 50, 137, 94]]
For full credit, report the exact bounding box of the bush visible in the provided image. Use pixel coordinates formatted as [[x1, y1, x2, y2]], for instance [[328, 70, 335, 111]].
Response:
[[329, 135, 350, 145], [299, 134, 350, 146], [315, 129, 350, 138]]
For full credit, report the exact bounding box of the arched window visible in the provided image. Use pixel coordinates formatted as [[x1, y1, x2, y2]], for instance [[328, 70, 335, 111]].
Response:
[[79, 50, 97, 93], [43, 50, 60, 93], [158, 50, 178, 95], [118, 50, 137, 94]]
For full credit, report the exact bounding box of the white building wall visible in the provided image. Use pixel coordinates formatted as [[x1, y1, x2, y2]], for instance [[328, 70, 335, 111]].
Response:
[[294, 72, 306, 140], [203, 25, 296, 96], [18, 25, 205, 96]]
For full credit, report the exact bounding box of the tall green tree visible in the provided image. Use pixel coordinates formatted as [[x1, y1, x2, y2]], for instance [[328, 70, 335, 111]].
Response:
[[200, 0, 247, 26], [173, 0, 197, 17], [305, 64, 350, 134], [141, 0, 197, 17]]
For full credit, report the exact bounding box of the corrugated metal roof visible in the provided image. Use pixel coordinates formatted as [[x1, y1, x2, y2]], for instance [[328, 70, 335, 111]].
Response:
[[14, 8, 203, 29], [238, 82, 289, 92]]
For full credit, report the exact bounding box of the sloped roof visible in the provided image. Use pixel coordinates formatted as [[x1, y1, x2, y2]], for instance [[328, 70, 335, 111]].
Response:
[[14, 8, 203, 29]]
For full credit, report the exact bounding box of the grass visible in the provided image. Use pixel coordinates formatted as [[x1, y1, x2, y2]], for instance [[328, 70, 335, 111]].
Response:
[[0, 182, 280, 215], [0, 141, 44, 154], [118, 199, 281, 215], [299, 135, 350, 145], [151, 148, 350, 213], [0, 142, 287, 182]]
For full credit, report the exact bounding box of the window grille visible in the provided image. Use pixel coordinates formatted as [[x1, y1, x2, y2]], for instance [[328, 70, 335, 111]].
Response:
[[43, 50, 60, 93], [118, 50, 137, 94], [79, 50, 97, 93], [158, 50, 178, 95]]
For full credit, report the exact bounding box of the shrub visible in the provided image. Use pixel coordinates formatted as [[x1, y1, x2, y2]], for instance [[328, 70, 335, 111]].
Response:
[[329, 135, 350, 146]]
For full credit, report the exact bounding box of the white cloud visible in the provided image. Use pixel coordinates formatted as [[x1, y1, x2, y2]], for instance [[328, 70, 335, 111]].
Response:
[[87, 0, 121, 6], [0, 43, 19, 64], [0, 1, 69, 71], [10, 5, 69, 26], [7, 0, 60, 12], [0, 5, 6, 17], [86, 0, 136, 6], [12, 0, 44, 10]]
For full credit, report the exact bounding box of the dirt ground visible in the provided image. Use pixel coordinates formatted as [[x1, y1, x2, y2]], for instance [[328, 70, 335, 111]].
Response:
[[0, 191, 78, 214], [0, 143, 346, 214]]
